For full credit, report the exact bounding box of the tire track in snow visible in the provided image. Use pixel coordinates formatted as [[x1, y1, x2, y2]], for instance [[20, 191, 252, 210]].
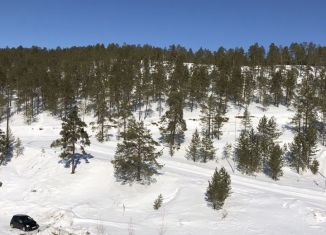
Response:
[[162, 160, 326, 204]]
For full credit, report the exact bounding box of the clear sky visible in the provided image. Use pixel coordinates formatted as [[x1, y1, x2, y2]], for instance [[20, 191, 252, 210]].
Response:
[[0, 0, 325, 50]]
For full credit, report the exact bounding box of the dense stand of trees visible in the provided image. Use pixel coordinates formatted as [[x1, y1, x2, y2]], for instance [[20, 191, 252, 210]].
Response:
[[0, 42, 325, 184], [1, 43, 325, 126]]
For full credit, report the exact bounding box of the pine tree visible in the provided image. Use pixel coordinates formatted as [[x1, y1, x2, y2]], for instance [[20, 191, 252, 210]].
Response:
[[257, 115, 270, 161], [257, 116, 281, 163], [310, 159, 319, 175], [159, 91, 187, 156], [270, 71, 283, 106], [188, 65, 209, 111], [289, 133, 305, 173], [268, 144, 283, 180], [0, 128, 6, 165], [200, 95, 216, 138], [199, 134, 216, 163], [112, 119, 163, 184], [206, 167, 231, 210], [153, 194, 163, 210], [51, 107, 90, 174], [266, 117, 281, 140], [241, 106, 252, 131], [235, 129, 261, 174], [284, 68, 297, 105], [186, 129, 201, 162], [14, 138, 24, 158]]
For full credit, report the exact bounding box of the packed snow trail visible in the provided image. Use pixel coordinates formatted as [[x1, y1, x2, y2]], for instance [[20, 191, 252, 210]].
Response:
[[1, 105, 326, 234]]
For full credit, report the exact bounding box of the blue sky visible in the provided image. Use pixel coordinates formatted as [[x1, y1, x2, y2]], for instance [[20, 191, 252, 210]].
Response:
[[0, 0, 325, 50]]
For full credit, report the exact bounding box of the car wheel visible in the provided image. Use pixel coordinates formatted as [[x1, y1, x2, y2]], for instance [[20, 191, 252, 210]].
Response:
[[22, 226, 26, 231], [10, 223, 13, 228]]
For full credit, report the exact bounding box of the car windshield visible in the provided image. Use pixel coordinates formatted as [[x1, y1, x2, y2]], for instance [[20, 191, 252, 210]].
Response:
[[21, 216, 33, 223]]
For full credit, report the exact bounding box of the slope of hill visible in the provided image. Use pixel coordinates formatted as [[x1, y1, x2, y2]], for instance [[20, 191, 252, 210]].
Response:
[[1, 102, 326, 235]]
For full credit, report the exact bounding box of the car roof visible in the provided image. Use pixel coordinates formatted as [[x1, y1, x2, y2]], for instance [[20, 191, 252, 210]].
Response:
[[13, 214, 29, 217]]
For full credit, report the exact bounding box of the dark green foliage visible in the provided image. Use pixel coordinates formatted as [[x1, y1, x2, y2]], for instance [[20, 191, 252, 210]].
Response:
[[266, 43, 281, 68], [186, 129, 201, 162], [0, 127, 14, 165], [0, 43, 326, 175], [0, 128, 7, 165], [310, 159, 319, 174], [159, 91, 187, 156], [188, 65, 209, 111], [270, 71, 283, 106], [199, 135, 216, 163], [268, 144, 283, 180], [292, 78, 317, 133], [235, 129, 261, 175], [186, 130, 216, 163], [289, 129, 317, 173], [241, 106, 252, 131], [51, 107, 90, 174], [112, 119, 163, 184], [257, 115, 281, 163], [206, 167, 231, 210], [153, 194, 163, 210], [200, 95, 227, 140], [159, 58, 188, 153], [284, 68, 298, 105]]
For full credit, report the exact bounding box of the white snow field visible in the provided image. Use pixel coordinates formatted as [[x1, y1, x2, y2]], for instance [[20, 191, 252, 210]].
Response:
[[1, 103, 326, 235]]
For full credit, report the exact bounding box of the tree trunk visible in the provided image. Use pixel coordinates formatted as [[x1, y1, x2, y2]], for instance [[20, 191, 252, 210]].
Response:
[[71, 155, 76, 174]]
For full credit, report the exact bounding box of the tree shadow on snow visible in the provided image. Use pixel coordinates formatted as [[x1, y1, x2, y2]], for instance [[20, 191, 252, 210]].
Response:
[[58, 153, 94, 170]]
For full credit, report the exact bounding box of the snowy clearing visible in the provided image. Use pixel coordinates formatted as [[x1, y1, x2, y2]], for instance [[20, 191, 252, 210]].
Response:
[[1, 103, 326, 235]]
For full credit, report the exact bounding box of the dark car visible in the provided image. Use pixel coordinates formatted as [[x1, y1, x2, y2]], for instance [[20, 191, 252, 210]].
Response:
[[10, 214, 39, 231]]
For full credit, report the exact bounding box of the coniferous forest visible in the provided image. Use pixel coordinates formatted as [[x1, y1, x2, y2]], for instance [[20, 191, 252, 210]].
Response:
[[1, 42, 326, 213]]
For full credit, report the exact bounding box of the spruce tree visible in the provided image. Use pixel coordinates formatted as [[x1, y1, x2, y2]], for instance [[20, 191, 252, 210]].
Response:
[[235, 129, 261, 174], [257, 116, 281, 163], [270, 71, 283, 106], [186, 129, 201, 162], [51, 107, 90, 174], [268, 144, 283, 180], [206, 167, 231, 210], [310, 159, 319, 175], [200, 95, 216, 138], [199, 134, 216, 163], [0, 128, 6, 165], [257, 115, 270, 161], [159, 91, 187, 156], [241, 106, 252, 131], [112, 119, 162, 184], [284, 68, 297, 105]]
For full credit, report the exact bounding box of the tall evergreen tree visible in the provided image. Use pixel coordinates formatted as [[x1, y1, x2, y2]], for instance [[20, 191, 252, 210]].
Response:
[[51, 107, 90, 174], [159, 91, 187, 156], [268, 144, 283, 180], [270, 71, 283, 106], [241, 106, 252, 131], [284, 68, 297, 105], [289, 129, 317, 173], [186, 129, 201, 162], [112, 119, 163, 184], [200, 95, 226, 139], [206, 167, 231, 210], [0, 128, 7, 165], [235, 129, 261, 174], [199, 134, 216, 163]]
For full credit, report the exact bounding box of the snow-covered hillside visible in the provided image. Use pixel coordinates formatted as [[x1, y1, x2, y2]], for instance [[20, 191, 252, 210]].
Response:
[[1, 103, 326, 235]]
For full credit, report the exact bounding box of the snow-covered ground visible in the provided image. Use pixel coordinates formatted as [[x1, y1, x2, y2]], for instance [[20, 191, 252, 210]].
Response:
[[1, 103, 326, 235]]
